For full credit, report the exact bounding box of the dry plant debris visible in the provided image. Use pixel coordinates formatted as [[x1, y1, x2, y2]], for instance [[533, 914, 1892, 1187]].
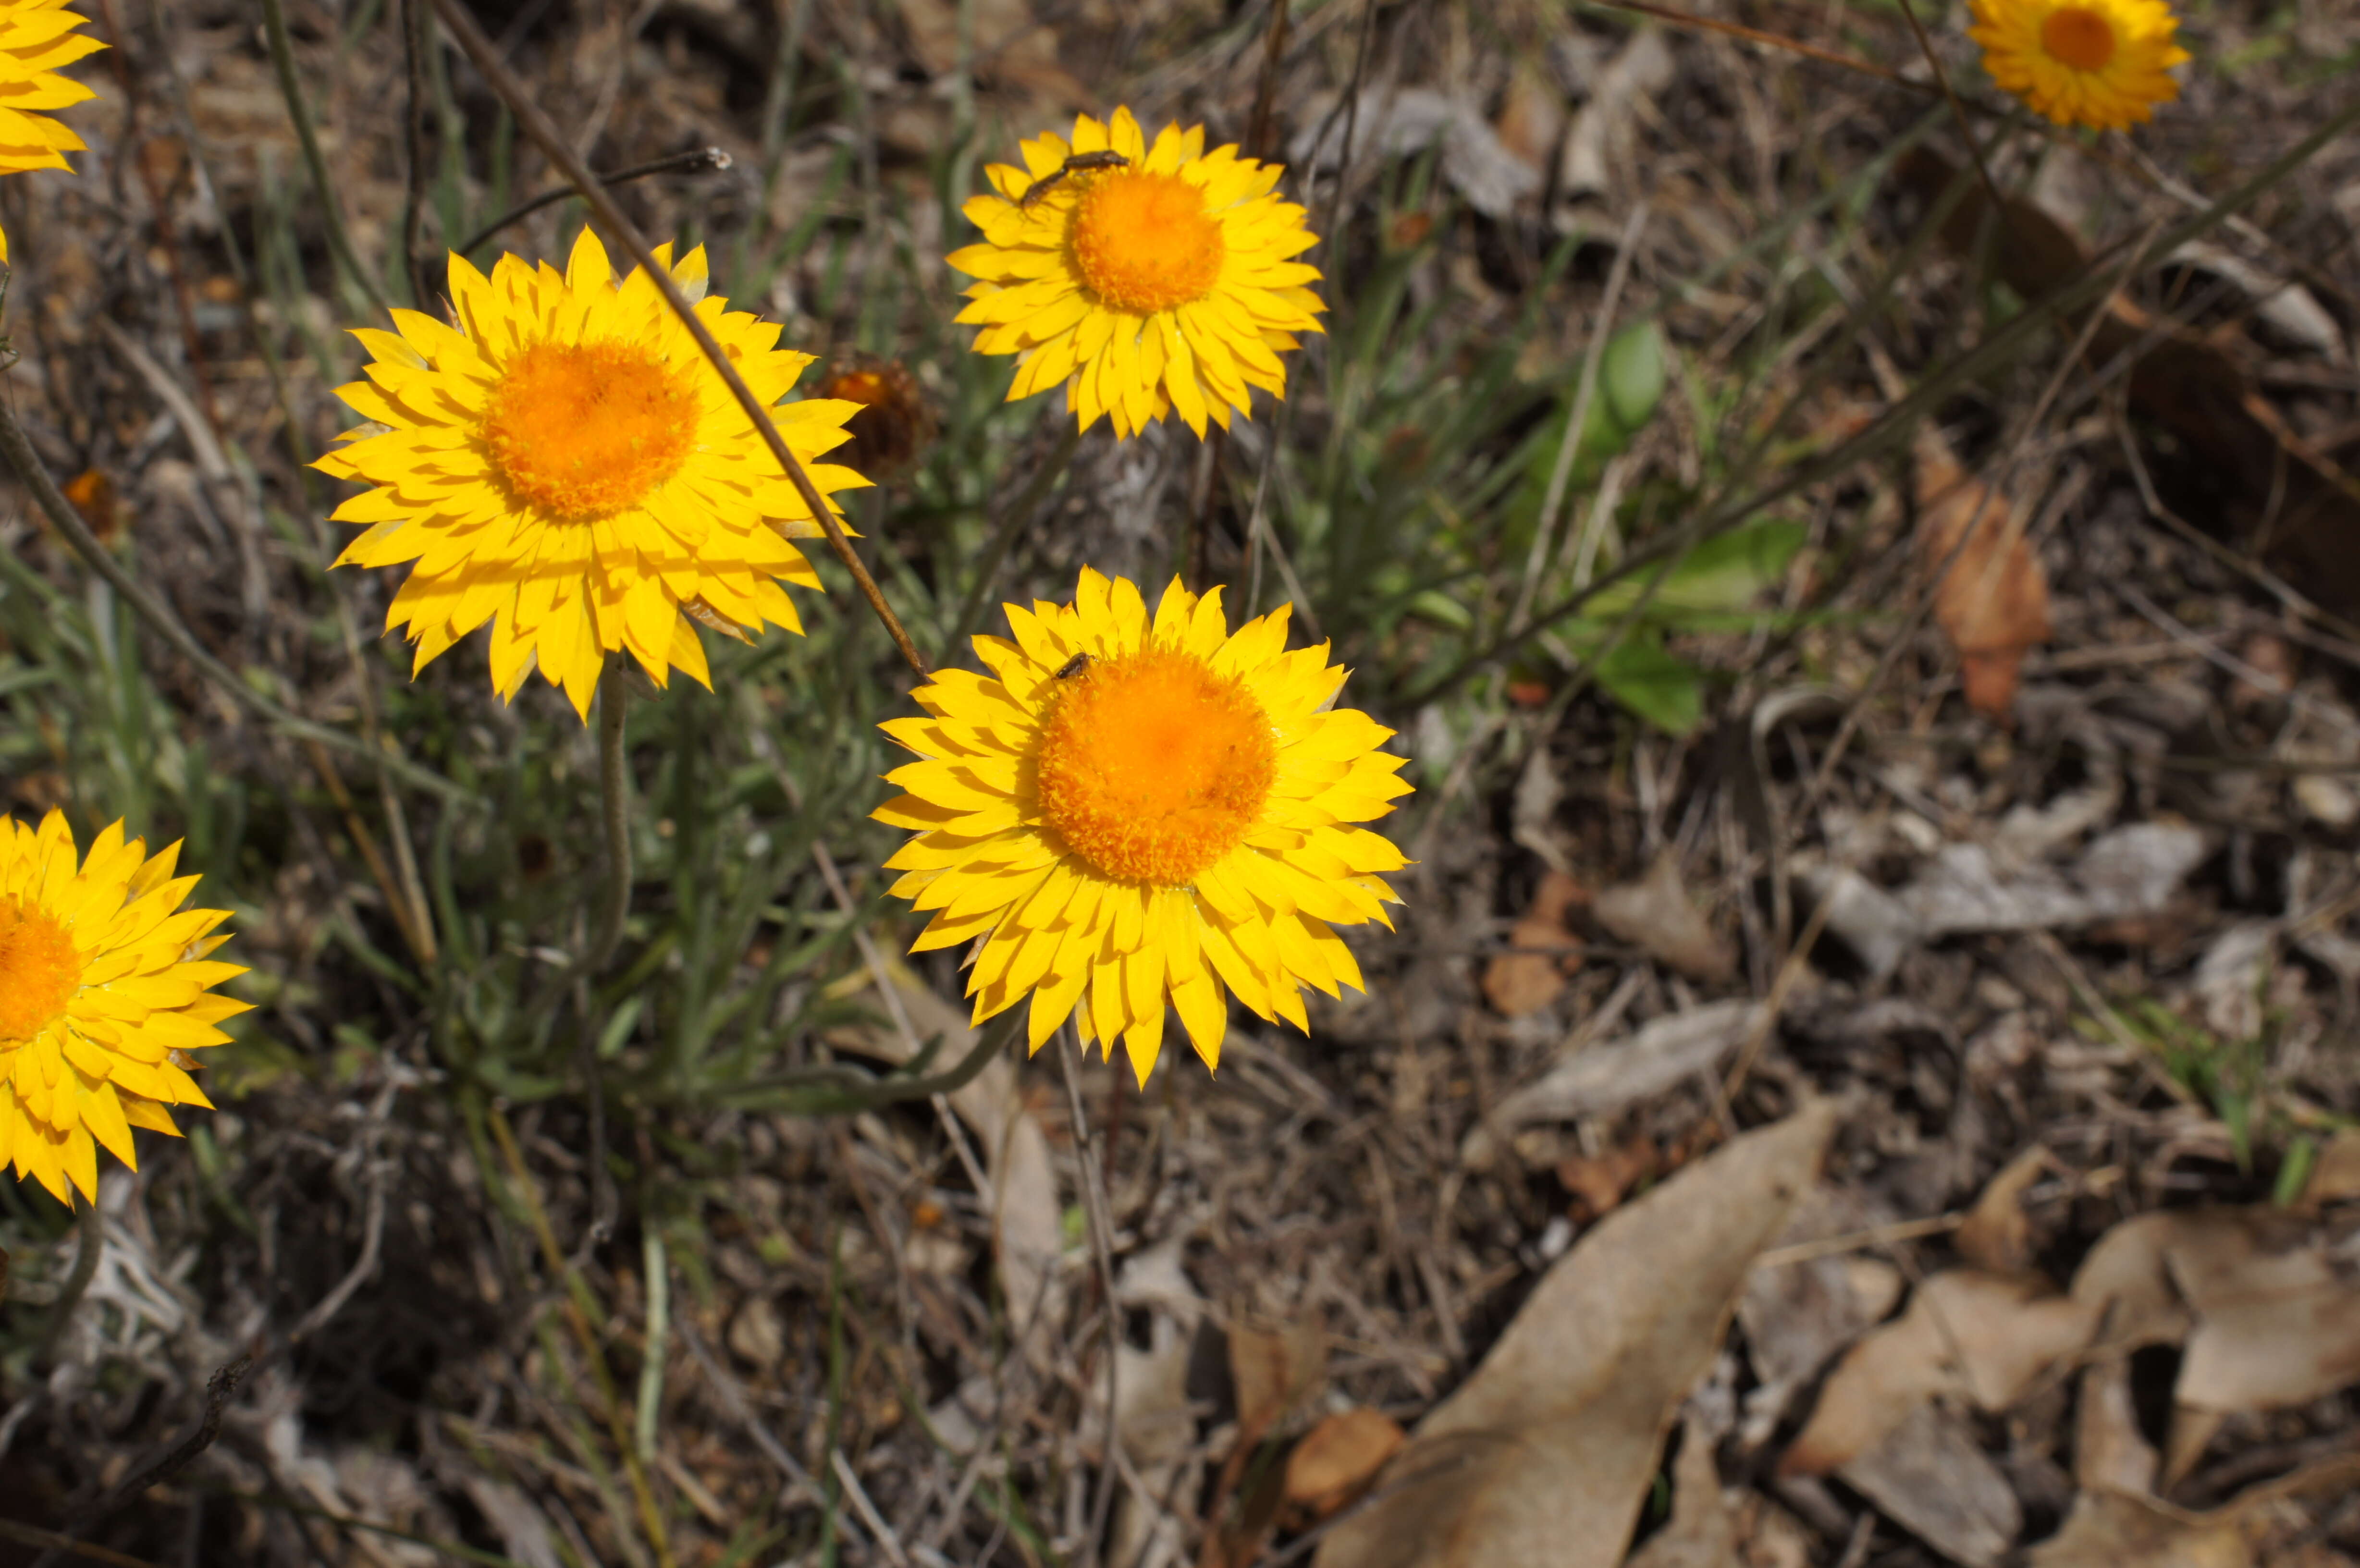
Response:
[[1, 0, 2358, 1562], [1316, 1104, 1838, 1568]]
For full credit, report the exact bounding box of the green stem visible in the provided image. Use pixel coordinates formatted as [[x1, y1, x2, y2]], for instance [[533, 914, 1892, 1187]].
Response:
[[38, 1201, 102, 1366], [589, 666, 632, 975], [258, 0, 393, 318], [948, 421, 1082, 657], [633, 1230, 670, 1461]]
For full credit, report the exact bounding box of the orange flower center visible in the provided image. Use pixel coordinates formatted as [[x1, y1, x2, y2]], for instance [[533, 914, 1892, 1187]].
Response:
[[481, 339, 701, 519], [0, 895, 81, 1045], [2040, 5, 2117, 71], [1069, 169, 1227, 315], [1034, 646, 1276, 885]]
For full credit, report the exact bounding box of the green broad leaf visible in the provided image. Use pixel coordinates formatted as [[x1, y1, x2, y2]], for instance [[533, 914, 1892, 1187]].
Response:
[[2273, 1135, 2318, 1208], [475, 1058, 568, 1103], [1593, 634, 1704, 736], [1504, 321, 1671, 549], [1579, 520, 1809, 625], [599, 994, 646, 1060], [1407, 589, 1474, 630], [1598, 317, 1669, 437]]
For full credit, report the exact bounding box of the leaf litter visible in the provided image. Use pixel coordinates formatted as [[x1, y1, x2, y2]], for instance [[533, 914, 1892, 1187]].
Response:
[[1315, 1104, 1839, 1568]]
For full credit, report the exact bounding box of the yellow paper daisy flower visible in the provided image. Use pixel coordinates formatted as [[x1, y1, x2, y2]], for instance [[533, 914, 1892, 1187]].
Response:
[[947, 107, 1326, 440], [1969, 0, 2188, 132], [0, 0, 105, 265], [0, 810, 248, 1206], [320, 228, 869, 721], [874, 570, 1411, 1082]]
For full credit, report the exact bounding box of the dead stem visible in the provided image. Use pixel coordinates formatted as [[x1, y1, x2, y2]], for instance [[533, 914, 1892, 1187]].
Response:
[[426, 0, 933, 682]]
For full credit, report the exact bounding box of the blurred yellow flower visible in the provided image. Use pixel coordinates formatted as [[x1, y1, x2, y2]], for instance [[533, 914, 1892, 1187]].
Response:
[[0, 810, 247, 1206], [320, 229, 869, 721], [1970, 0, 2188, 131], [0, 0, 106, 263], [874, 570, 1410, 1083], [948, 108, 1325, 440]]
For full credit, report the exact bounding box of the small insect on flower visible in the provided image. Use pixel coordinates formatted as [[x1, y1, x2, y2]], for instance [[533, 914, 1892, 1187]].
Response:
[[873, 570, 1412, 1085], [1016, 150, 1133, 211], [0, 809, 249, 1205], [948, 107, 1326, 440]]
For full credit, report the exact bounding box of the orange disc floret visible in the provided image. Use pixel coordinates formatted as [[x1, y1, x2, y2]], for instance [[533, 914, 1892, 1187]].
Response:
[[1034, 645, 1278, 886], [1068, 169, 1228, 315], [481, 340, 701, 520]]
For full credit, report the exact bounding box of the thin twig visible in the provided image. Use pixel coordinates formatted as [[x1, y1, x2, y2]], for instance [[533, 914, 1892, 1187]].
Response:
[[673, 1315, 831, 1510], [455, 147, 733, 259], [1719, 889, 1836, 1115], [1755, 1213, 1966, 1269], [1889, 0, 2004, 209], [258, 0, 392, 317], [1243, 0, 1291, 159], [1189, 431, 1225, 593], [285, 1156, 389, 1346], [303, 738, 434, 968], [1793, 226, 2157, 824], [427, 0, 931, 679], [134, 11, 443, 938], [833, 1450, 915, 1568], [1583, 0, 1928, 94], [0, 1520, 157, 1568], [26, 1358, 252, 1568], [1183, 0, 1290, 595]]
